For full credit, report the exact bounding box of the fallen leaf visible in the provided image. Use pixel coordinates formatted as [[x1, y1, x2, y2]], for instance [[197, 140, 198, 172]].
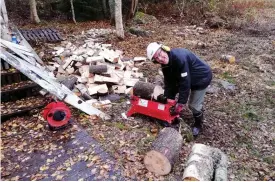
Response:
[[91, 155, 100, 162], [102, 164, 110, 170], [87, 162, 94, 168], [40, 165, 49, 171], [91, 168, 97, 175], [11, 176, 20, 180], [56, 175, 64, 180]]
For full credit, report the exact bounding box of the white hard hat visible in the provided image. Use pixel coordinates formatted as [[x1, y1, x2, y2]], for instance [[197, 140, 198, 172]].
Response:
[[146, 42, 162, 61]]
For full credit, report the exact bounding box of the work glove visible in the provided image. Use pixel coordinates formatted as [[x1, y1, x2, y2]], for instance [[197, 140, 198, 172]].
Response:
[[156, 94, 168, 104], [170, 103, 186, 116]]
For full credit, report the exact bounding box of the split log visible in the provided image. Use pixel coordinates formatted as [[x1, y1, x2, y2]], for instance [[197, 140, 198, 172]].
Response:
[[133, 81, 155, 100], [132, 72, 144, 78], [89, 64, 108, 74], [86, 56, 105, 63], [144, 127, 183, 175], [124, 78, 139, 87], [152, 85, 164, 100], [99, 49, 119, 63], [182, 143, 228, 181], [124, 71, 132, 78], [79, 65, 90, 78], [97, 85, 109, 95], [112, 85, 126, 94], [92, 100, 112, 109], [87, 84, 108, 95], [66, 66, 75, 74], [133, 56, 146, 62], [62, 57, 72, 69], [125, 87, 133, 95], [94, 74, 119, 84]]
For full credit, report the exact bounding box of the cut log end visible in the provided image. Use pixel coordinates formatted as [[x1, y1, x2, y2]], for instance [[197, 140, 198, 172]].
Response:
[[184, 177, 199, 181], [144, 150, 171, 175]]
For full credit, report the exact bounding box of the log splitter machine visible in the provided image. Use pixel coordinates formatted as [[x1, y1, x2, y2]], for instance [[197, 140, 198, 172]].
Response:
[[126, 94, 182, 127]]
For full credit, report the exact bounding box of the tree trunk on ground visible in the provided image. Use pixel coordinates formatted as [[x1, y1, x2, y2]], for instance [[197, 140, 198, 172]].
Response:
[[133, 81, 155, 100], [108, 0, 115, 25], [144, 127, 183, 175], [182, 143, 228, 181], [115, 0, 124, 39], [29, 0, 40, 24], [214, 150, 228, 181], [70, 0, 76, 24]]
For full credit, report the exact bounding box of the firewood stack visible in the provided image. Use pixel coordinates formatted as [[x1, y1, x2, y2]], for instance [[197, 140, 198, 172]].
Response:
[[47, 28, 147, 108]]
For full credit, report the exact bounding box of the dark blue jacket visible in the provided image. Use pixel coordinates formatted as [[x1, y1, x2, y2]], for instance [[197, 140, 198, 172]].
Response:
[[162, 48, 212, 104]]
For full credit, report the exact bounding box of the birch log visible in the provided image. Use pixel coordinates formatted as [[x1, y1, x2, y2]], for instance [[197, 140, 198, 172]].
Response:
[[182, 143, 228, 181], [144, 127, 183, 175]]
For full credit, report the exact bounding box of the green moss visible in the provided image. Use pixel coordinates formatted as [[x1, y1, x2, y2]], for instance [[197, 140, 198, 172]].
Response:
[[221, 71, 235, 83], [263, 156, 274, 165], [114, 122, 126, 130], [135, 11, 145, 19]]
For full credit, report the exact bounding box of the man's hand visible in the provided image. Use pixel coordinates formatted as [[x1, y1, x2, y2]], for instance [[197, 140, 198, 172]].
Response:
[[170, 103, 187, 116]]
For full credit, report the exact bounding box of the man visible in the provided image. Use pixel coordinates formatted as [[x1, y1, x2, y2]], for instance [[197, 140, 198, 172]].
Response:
[[146, 42, 212, 136]]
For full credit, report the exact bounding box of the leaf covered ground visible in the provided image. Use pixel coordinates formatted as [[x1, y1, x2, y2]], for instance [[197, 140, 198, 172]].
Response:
[[1, 7, 275, 181]]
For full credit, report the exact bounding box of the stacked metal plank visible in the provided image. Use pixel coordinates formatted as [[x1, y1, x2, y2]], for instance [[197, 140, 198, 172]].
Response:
[[20, 28, 63, 43]]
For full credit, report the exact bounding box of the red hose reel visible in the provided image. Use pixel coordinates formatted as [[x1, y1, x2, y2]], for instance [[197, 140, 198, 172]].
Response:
[[42, 101, 71, 129]]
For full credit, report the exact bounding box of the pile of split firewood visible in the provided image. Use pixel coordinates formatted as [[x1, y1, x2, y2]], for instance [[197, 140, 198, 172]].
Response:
[[46, 28, 147, 108]]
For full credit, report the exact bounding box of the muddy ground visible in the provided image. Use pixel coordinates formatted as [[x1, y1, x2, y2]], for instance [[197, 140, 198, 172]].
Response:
[[1, 7, 275, 181]]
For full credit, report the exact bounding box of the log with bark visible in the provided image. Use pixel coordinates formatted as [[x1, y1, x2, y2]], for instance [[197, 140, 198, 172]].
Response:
[[182, 143, 228, 181], [133, 81, 155, 100], [60, 76, 77, 90], [89, 64, 108, 74], [144, 127, 183, 175], [133, 81, 164, 100]]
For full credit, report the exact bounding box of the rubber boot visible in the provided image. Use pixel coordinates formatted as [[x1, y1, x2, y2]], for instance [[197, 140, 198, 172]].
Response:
[[192, 112, 203, 136]]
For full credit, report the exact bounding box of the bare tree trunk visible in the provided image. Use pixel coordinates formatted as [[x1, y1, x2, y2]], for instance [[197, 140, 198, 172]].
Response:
[[29, 0, 40, 24], [70, 0, 76, 24], [102, 0, 108, 18], [127, 0, 138, 20], [115, 0, 124, 39], [108, 0, 115, 25]]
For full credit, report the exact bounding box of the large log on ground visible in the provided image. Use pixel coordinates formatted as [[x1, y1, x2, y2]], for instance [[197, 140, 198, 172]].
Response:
[[214, 150, 228, 181], [133, 81, 155, 100], [89, 64, 108, 74], [182, 143, 228, 181], [144, 127, 183, 175]]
